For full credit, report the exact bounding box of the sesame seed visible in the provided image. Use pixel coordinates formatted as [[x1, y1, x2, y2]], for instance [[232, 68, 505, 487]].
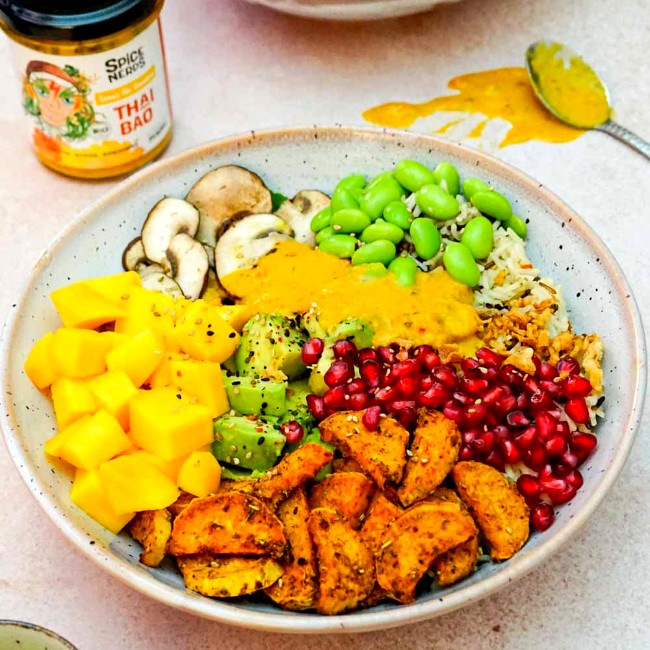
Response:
[[406, 449, 413, 457], [233, 458, 240, 465], [278, 578, 284, 588], [229, 445, 238, 452], [421, 458, 429, 464], [381, 540, 393, 550], [358, 568, 365, 574], [245, 452, 252, 460], [120, 293, 129, 300], [195, 318, 202, 325], [233, 387, 240, 395]]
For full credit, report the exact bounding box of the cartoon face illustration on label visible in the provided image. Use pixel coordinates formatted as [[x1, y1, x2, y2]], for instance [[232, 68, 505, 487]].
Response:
[[23, 61, 96, 140]]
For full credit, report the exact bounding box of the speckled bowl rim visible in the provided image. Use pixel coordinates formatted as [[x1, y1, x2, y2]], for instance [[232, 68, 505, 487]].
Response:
[[0, 620, 78, 648], [0, 126, 646, 634]]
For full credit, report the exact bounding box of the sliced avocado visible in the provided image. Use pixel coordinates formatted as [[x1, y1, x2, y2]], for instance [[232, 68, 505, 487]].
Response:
[[285, 427, 334, 481], [280, 378, 315, 430], [308, 346, 334, 396], [328, 318, 373, 349], [224, 375, 286, 416], [220, 465, 268, 481], [213, 414, 285, 472], [302, 310, 327, 339], [235, 313, 308, 381], [221, 353, 238, 376]]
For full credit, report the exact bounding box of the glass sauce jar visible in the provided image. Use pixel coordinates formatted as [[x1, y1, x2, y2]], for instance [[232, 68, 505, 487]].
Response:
[[0, 0, 172, 179]]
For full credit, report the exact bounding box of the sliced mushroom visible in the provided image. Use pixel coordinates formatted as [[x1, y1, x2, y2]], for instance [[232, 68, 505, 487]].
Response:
[[166, 233, 210, 300], [141, 198, 200, 272], [140, 271, 185, 297], [215, 213, 293, 280], [275, 190, 331, 247], [122, 237, 147, 271], [186, 166, 273, 247]]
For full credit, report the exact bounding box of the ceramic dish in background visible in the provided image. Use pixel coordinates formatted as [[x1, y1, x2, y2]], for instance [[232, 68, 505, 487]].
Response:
[[241, 0, 463, 20], [0, 126, 645, 633], [0, 620, 78, 649]]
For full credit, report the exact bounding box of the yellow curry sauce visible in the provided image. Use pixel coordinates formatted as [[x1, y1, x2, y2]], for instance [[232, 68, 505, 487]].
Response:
[[363, 67, 583, 147], [221, 241, 481, 352]]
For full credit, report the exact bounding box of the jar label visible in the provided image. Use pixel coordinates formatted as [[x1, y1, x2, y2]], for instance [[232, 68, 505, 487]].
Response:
[[9, 20, 172, 173]]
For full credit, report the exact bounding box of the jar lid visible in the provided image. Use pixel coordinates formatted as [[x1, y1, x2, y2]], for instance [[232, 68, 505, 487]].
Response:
[[0, 0, 157, 40]]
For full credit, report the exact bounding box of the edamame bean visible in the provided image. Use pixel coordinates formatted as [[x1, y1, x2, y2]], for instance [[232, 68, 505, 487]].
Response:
[[409, 217, 442, 260], [388, 256, 418, 287], [462, 177, 491, 200], [416, 184, 460, 221], [470, 190, 513, 222], [331, 208, 371, 234], [367, 171, 396, 191], [394, 159, 436, 192], [383, 200, 413, 230], [331, 186, 360, 213], [315, 225, 336, 244], [318, 234, 357, 258], [310, 206, 332, 233], [360, 177, 405, 220], [433, 162, 460, 197], [505, 214, 527, 239], [361, 262, 389, 280], [351, 240, 397, 266], [460, 216, 494, 259], [360, 220, 404, 244], [335, 174, 366, 192], [443, 242, 481, 287]]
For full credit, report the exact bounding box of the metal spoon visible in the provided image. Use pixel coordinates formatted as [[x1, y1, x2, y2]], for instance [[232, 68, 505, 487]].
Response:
[[525, 40, 650, 160]]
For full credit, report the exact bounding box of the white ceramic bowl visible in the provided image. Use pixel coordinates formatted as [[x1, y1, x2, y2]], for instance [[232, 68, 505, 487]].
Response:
[[0, 620, 77, 649], [0, 126, 645, 633]]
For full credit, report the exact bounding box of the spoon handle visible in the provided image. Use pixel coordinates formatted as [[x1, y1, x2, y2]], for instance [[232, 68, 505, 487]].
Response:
[[596, 120, 650, 160]]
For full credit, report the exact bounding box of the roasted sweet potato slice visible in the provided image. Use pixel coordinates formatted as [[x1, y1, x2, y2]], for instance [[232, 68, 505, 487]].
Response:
[[361, 492, 402, 556], [167, 491, 195, 520], [178, 554, 283, 598], [319, 411, 408, 488], [428, 488, 480, 586], [128, 508, 172, 567], [265, 487, 317, 610], [397, 410, 461, 507], [332, 457, 364, 474], [309, 472, 376, 529], [375, 500, 477, 603], [169, 492, 286, 558], [451, 461, 530, 561], [308, 508, 375, 615]]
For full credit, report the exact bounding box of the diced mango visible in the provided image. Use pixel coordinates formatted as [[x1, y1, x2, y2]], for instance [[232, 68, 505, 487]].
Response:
[[99, 454, 180, 514], [50, 328, 112, 378], [100, 331, 128, 350], [216, 304, 255, 332], [83, 271, 141, 304], [129, 387, 213, 460], [51, 376, 97, 429], [24, 332, 59, 390], [71, 468, 135, 533], [177, 451, 222, 498], [130, 449, 187, 482], [50, 283, 125, 330], [89, 371, 137, 430], [106, 329, 165, 387], [174, 300, 239, 363], [44, 415, 92, 458], [165, 358, 228, 418], [60, 409, 132, 470], [147, 352, 183, 388]]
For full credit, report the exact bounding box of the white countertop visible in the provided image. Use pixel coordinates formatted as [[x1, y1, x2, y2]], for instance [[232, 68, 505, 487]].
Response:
[[0, 0, 648, 648]]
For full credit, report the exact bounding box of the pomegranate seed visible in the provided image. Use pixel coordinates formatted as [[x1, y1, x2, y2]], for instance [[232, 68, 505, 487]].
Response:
[[565, 469, 584, 489], [359, 359, 383, 388], [478, 429, 495, 454], [346, 378, 367, 394], [529, 390, 554, 413], [535, 411, 558, 440], [396, 376, 419, 399], [516, 392, 530, 411], [301, 338, 325, 364], [280, 420, 304, 444], [462, 429, 480, 445], [565, 397, 590, 424], [459, 444, 474, 461], [417, 383, 449, 408], [433, 365, 458, 390], [348, 392, 370, 410], [525, 443, 548, 471], [483, 367, 499, 382], [496, 394, 517, 415], [419, 349, 441, 370], [540, 379, 562, 396], [517, 474, 542, 501], [375, 386, 396, 402], [419, 374, 434, 390], [545, 435, 567, 457], [506, 410, 530, 429], [523, 376, 541, 395], [515, 426, 537, 451], [412, 344, 434, 358], [463, 402, 488, 428], [561, 375, 593, 399], [324, 360, 354, 388], [377, 345, 397, 365], [460, 377, 489, 396], [357, 347, 379, 363], [547, 482, 576, 505], [332, 339, 357, 360], [502, 439, 521, 464], [306, 394, 326, 420], [570, 432, 597, 456], [395, 407, 417, 430], [493, 424, 510, 442], [559, 449, 580, 469], [362, 405, 382, 430], [485, 412, 500, 428], [453, 391, 475, 407], [482, 385, 505, 405], [501, 365, 524, 386], [540, 475, 566, 494], [390, 358, 420, 378], [531, 354, 542, 375], [475, 347, 503, 368], [388, 399, 416, 413], [323, 386, 348, 410], [443, 400, 464, 426], [461, 357, 482, 376], [530, 503, 555, 531], [485, 447, 506, 471], [555, 421, 571, 438], [538, 362, 558, 381], [557, 356, 580, 376]]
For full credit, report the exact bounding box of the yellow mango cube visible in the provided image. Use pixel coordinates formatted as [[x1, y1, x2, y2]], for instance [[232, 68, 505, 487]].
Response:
[[61, 409, 132, 470], [216, 304, 254, 332], [99, 454, 179, 514], [24, 332, 59, 390], [174, 300, 239, 363], [89, 371, 137, 430], [130, 449, 187, 482], [177, 451, 222, 498], [51, 376, 97, 429], [50, 283, 125, 330], [147, 352, 182, 388], [71, 468, 135, 533], [165, 358, 229, 418], [44, 415, 92, 458], [100, 331, 128, 350], [129, 387, 213, 460], [83, 271, 141, 304], [50, 328, 112, 378], [106, 329, 165, 387]]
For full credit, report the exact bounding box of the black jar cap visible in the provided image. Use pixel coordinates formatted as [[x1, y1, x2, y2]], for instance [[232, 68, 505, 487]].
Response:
[[0, 0, 158, 41]]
